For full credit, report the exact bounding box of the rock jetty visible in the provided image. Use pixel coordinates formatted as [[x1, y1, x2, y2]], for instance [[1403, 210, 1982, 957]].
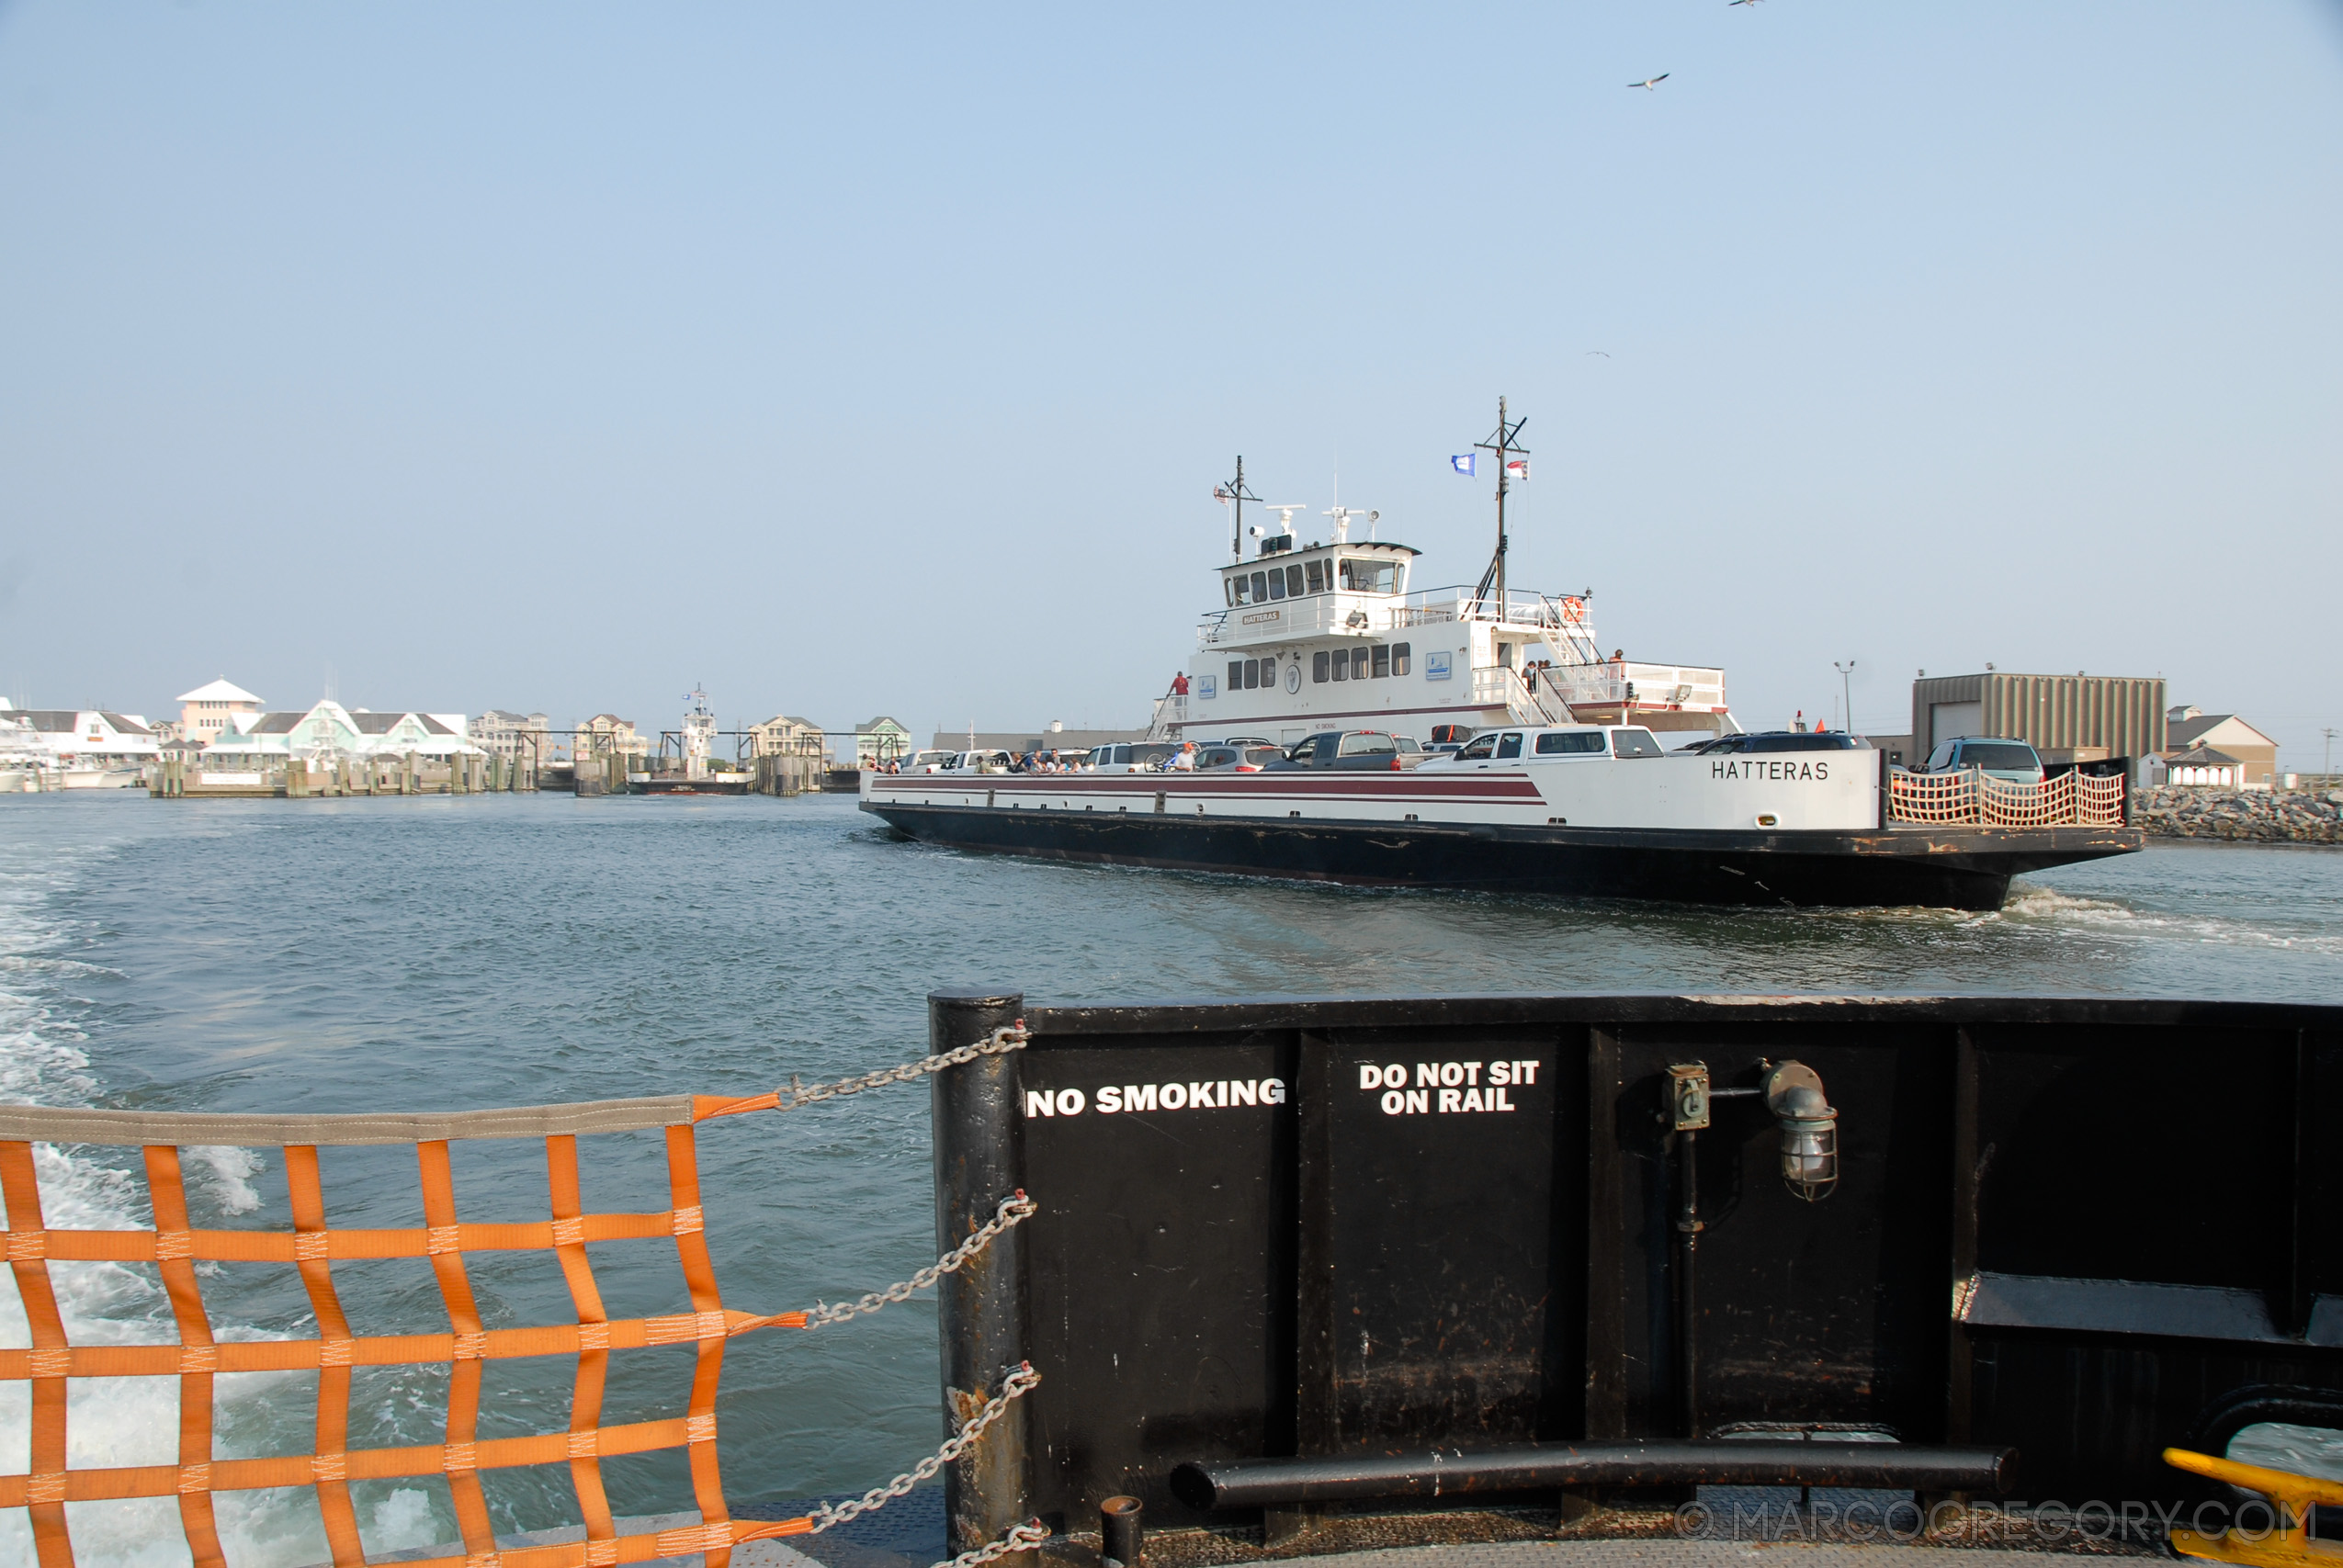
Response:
[[2132, 785, 2343, 844]]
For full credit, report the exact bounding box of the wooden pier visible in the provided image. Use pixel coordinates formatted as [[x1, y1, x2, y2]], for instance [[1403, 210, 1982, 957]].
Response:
[[152, 752, 530, 799]]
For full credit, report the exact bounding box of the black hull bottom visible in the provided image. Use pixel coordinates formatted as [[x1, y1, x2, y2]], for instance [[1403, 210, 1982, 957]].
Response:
[[859, 802, 2143, 911], [635, 779, 753, 795]]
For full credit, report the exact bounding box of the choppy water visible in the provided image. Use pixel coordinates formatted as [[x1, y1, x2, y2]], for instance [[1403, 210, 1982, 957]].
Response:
[[1, 792, 2337, 1562]]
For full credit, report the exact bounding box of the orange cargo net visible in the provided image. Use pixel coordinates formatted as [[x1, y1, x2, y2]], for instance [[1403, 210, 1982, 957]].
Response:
[[1886, 767, 2127, 828], [0, 1087, 983, 1568]]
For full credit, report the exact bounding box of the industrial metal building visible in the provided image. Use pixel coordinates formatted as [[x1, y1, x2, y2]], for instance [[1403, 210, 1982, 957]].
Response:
[[1909, 671, 2166, 764]]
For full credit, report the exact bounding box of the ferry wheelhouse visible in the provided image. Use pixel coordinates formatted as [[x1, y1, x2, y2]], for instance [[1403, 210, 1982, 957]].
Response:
[[1160, 506, 1731, 749]]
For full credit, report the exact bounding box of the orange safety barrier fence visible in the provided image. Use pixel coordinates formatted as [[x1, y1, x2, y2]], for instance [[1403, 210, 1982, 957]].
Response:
[[1886, 768, 2126, 829], [0, 1028, 1036, 1568]]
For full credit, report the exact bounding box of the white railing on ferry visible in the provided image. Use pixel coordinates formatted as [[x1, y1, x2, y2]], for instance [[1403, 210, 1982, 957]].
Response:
[[1468, 667, 1570, 727], [1388, 586, 1568, 631], [1198, 584, 1581, 647], [1544, 663, 1728, 713], [1196, 595, 1359, 646]]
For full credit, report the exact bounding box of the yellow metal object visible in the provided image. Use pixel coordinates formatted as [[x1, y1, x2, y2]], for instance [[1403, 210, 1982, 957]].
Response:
[[2165, 1447, 2343, 1568]]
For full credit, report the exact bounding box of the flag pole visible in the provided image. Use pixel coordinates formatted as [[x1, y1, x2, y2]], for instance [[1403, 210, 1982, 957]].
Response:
[[1495, 396, 1509, 611], [1217, 457, 1260, 563], [1471, 399, 1529, 615]]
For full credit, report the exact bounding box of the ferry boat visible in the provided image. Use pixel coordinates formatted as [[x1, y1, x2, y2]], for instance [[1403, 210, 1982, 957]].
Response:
[[864, 407, 2144, 909], [632, 687, 753, 795]]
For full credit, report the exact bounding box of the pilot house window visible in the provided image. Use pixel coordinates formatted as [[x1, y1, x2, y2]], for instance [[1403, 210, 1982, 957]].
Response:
[[1305, 560, 1325, 593]]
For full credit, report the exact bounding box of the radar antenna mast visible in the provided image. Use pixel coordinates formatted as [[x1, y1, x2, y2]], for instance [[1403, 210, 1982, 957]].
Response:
[[1214, 457, 1262, 562], [1471, 397, 1530, 612]]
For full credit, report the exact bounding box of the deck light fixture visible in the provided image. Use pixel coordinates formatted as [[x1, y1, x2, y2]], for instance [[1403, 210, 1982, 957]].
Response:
[[1764, 1061, 1839, 1201]]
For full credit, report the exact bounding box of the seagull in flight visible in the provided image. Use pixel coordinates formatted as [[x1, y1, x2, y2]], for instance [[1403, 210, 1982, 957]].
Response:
[[1629, 73, 1670, 90], [1728, 0, 1761, 7], [1585, 351, 1611, 358]]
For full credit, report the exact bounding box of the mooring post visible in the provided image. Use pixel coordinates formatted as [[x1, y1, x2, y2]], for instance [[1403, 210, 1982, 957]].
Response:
[[930, 987, 1032, 1554]]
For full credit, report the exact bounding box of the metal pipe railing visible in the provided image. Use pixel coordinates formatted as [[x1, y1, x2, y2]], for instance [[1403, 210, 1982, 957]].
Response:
[[1169, 1439, 2017, 1509]]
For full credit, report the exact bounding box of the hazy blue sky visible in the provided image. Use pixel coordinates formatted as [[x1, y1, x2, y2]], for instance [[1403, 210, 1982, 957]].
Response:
[[3, 3, 2338, 759]]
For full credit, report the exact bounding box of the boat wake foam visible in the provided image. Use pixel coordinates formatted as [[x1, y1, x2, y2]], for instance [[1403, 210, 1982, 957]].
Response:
[[1998, 880, 2343, 955], [0, 842, 442, 1567]]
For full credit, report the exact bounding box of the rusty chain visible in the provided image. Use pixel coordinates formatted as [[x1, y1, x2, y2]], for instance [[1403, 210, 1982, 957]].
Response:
[[810, 1363, 1042, 1534], [804, 1190, 1038, 1329], [775, 1023, 1029, 1111], [932, 1518, 1052, 1568], [779, 1027, 1047, 1562]]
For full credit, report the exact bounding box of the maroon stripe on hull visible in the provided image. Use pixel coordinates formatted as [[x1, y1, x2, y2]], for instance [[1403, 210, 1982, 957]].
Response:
[[872, 776, 1541, 801]]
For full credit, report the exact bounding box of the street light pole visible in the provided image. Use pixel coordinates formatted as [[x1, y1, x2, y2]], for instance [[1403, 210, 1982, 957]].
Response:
[[1833, 660, 1857, 734]]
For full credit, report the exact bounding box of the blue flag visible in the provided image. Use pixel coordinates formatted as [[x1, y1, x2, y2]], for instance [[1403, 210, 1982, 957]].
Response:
[[1450, 454, 1476, 476]]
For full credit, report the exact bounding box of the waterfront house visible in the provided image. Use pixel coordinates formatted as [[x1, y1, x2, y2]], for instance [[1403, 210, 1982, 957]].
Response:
[[205, 702, 479, 766], [0, 709, 161, 767], [475, 710, 557, 768], [854, 716, 911, 768], [576, 714, 648, 759], [2165, 708, 2278, 788], [749, 716, 825, 759], [176, 678, 265, 745]]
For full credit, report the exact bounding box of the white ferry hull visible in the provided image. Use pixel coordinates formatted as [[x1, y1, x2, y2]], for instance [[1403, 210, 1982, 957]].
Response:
[[860, 764, 2142, 911]]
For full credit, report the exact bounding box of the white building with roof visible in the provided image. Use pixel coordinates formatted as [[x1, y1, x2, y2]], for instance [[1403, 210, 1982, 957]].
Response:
[[176, 678, 266, 745], [2165, 707, 2279, 789], [206, 702, 481, 765], [748, 716, 824, 758], [474, 710, 556, 766], [0, 709, 161, 765], [855, 716, 911, 767]]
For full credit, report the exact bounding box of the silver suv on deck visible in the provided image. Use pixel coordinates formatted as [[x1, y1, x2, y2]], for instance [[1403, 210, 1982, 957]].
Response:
[[1920, 737, 2044, 784]]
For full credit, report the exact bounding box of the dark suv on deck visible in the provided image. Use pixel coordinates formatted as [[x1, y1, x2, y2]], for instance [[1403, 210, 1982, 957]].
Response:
[[1271, 731, 1418, 771], [1688, 731, 1871, 755]]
